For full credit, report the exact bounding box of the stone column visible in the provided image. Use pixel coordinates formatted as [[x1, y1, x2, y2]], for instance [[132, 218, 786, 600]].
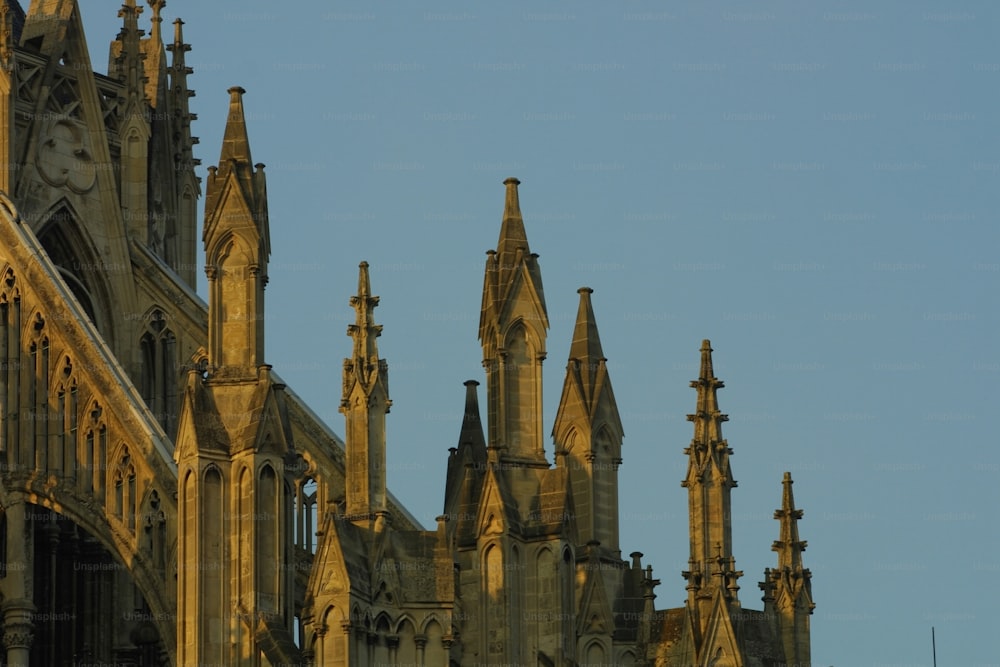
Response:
[[42, 515, 59, 666], [414, 634, 427, 667], [1, 598, 35, 667], [386, 634, 399, 665], [0, 501, 33, 667]]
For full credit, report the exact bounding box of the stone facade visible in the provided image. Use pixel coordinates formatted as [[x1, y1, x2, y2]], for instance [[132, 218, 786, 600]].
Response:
[[0, 2, 813, 666]]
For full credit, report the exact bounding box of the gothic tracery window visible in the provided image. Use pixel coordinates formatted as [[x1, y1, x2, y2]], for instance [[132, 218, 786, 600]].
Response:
[[139, 309, 177, 437], [113, 448, 138, 532]]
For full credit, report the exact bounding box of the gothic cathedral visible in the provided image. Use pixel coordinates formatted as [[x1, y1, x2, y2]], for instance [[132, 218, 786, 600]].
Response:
[[0, 2, 813, 666]]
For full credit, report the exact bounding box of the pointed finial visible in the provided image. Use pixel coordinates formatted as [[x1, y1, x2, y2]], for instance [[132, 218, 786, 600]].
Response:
[[699, 339, 714, 381], [503, 177, 522, 221], [347, 260, 382, 367], [688, 339, 727, 437], [773, 471, 806, 570], [458, 380, 487, 449], [219, 86, 252, 165], [569, 286, 605, 362], [495, 177, 531, 281], [357, 261, 371, 298], [148, 0, 165, 44]]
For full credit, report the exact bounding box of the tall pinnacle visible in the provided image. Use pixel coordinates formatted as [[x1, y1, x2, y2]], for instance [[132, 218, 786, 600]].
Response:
[[682, 340, 740, 606], [444, 380, 488, 515], [347, 261, 383, 376], [220, 86, 252, 165], [691, 339, 726, 447], [552, 286, 624, 551], [115, 0, 146, 101], [341, 261, 391, 518], [148, 0, 164, 45], [762, 471, 814, 667], [773, 472, 806, 571], [166, 17, 199, 171], [457, 380, 487, 452]]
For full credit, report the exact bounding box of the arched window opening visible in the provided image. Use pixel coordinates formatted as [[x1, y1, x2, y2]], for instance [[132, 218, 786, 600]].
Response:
[[296, 476, 318, 555], [139, 309, 177, 437], [112, 448, 137, 532], [503, 322, 534, 453]]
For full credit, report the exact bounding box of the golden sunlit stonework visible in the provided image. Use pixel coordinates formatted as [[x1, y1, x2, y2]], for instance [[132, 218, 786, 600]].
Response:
[[0, 2, 813, 666]]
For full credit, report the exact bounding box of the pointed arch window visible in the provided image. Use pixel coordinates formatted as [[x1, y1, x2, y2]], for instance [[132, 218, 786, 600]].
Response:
[[81, 402, 106, 500], [139, 309, 177, 437], [52, 356, 77, 481], [113, 449, 137, 532], [0, 276, 19, 471], [296, 476, 318, 555]]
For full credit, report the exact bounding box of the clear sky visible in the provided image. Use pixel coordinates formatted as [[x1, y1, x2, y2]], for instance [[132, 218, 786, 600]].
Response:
[[80, 1, 1000, 665]]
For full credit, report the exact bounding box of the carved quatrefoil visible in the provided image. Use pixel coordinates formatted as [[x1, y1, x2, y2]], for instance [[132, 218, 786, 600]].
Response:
[[36, 118, 97, 194]]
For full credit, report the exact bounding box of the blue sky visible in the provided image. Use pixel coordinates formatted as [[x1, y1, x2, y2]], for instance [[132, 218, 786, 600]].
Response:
[[80, 1, 1000, 664]]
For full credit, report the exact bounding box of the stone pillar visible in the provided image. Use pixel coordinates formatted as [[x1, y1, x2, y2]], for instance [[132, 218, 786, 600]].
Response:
[[386, 634, 399, 665], [341, 621, 353, 667], [0, 501, 33, 667], [42, 515, 59, 666], [414, 634, 427, 667], [1, 598, 35, 667]]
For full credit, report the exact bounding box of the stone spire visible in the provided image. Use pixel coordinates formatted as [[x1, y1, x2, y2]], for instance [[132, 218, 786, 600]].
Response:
[[166, 15, 200, 287], [219, 85, 252, 165], [113, 0, 146, 101], [141, 0, 167, 108], [457, 379, 487, 454], [204, 87, 268, 243], [774, 472, 807, 572], [496, 177, 530, 287], [347, 261, 382, 371], [148, 0, 164, 44], [444, 380, 487, 516], [478, 178, 549, 465], [682, 340, 742, 609], [761, 472, 814, 667], [568, 286, 605, 376], [203, 87, 269, 376], [340, 261, 391, 519], [552, 287, 624, 554], [112, 0, 152, 243]]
